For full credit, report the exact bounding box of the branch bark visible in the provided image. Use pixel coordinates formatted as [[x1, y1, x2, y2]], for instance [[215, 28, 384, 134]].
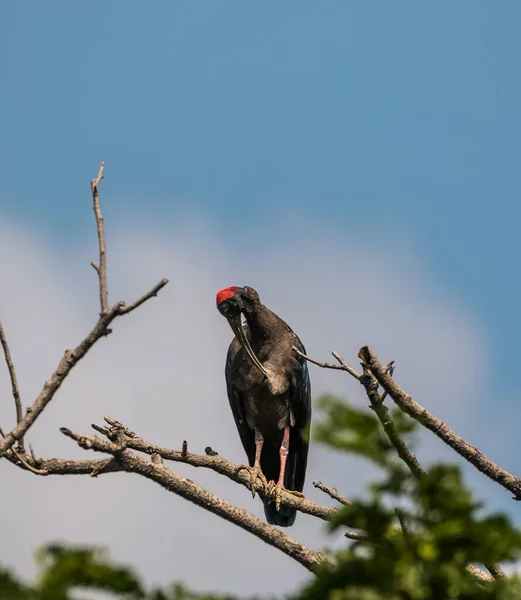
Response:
[[358, 346, 521, 499], [90, 161, 108, 314], [58, 426, 324, 572], [0, 163, 168, 457], [0, 321, 24, 451]]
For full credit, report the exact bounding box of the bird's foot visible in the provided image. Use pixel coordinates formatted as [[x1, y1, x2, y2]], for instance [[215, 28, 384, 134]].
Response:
[[266, 480, 304, 511], [236, 463, 267, 498]]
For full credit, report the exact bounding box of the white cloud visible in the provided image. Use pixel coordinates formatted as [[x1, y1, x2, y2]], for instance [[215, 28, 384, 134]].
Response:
[[0, 214, 492, 596]]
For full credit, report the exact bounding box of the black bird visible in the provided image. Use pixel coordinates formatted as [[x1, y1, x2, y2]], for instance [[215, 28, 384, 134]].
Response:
[[216, 285, 311, 527]]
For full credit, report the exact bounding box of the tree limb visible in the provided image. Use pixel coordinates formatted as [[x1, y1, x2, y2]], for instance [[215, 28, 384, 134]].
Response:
[[0, 321, 24, 452], [358, 360, 425, 479], [485, 563, 505, 580], [90, 161, 108, 314], [99, 417, 336, 521], [313, 480, 350, 505], [294, 347, 361, 380], [358, 346, 521, 499]]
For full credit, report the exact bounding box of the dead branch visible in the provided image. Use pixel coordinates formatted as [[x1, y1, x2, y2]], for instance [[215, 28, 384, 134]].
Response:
[[294, 347, 361, 380], [4, 415, 493, 584], [485, 563, 505, 580], [60, 426, 323, 572], [358, 346, 521, 499], [357, 358, 425, 479], [90, 161, 108, 314], [313, 480, 350, 505], [0, 321, 24, 452], [0, 165, 168, 457], [99, 417, 336, 522]]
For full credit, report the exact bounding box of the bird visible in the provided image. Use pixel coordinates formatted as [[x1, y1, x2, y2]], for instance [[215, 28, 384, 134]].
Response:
[[216, 285, 311, 527]]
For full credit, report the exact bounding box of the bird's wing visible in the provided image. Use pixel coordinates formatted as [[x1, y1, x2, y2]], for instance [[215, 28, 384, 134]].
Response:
[[225, 342, 256, 466], [286, 331, 312, 493]]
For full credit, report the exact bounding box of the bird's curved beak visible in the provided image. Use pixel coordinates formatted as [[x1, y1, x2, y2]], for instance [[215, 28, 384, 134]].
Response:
[[228, 316, 268, 377]]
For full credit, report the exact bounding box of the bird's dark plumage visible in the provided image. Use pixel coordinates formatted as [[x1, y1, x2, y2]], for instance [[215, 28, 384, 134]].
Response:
[[218, 286, 311, 526]]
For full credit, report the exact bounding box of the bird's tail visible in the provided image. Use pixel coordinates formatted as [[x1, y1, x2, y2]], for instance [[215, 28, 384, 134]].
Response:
[[262, 499, 296, 527]]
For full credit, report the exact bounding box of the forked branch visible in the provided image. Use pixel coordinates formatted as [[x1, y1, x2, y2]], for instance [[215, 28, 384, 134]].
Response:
[[0, 164, 168, 457], [358, 346, 521, 499]]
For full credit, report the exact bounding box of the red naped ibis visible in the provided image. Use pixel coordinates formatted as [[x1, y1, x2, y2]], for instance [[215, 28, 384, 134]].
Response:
[[216, 285, 311, 527]]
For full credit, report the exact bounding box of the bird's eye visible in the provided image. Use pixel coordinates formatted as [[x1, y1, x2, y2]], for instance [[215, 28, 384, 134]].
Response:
[[223, 307, 229, 314]]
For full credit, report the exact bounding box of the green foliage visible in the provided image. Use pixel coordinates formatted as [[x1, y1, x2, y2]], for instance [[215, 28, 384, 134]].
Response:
[[300, 394, 521, 599], [0, 544, 248, 600], [35, 544, 144, 600]]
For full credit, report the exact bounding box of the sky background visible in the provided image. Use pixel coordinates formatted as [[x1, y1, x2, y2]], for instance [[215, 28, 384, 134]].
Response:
[[0, 1, 520, 597]]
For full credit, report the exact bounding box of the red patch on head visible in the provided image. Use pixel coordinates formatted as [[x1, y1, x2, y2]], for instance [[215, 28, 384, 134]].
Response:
[[216, 286, 239, 307]]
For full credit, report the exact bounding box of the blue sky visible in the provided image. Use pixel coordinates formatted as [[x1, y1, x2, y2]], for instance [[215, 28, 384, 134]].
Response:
[[1, 1, 521, 595], [2, 2, 520, 350]]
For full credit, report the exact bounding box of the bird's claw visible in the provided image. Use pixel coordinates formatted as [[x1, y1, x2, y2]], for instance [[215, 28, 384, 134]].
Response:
[[266, 481, 304, 511], [236, 463, 267, 498]]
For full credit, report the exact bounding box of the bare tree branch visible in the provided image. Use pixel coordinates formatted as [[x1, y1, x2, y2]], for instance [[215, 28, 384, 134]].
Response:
[[344, 530, 368, 542], [118, 279, 169, 315], [485, 563, 505, 580], [90, 161, 108, 314], [0, 321, 24, 452], [313, 480, 350, 505], [57, 426, 324, 572], [358, 346, 521, 499], [357, 358, 425, 479], [294, 348, 361, 380], [99, 417, 336, 522], [0, 165, 168, 458], [467, 564, 493, 585]]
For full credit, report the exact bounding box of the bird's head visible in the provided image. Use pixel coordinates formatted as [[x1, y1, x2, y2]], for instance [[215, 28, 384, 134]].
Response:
[[216, 286, 267, 377]]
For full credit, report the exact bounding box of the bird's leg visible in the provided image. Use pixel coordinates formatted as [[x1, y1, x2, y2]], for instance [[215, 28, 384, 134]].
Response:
[[267, 425, 305, 511], [235, 429, 267, 498]]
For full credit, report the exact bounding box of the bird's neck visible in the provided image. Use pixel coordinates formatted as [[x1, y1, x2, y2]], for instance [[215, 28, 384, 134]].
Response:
[[242, 302, 279, 348]]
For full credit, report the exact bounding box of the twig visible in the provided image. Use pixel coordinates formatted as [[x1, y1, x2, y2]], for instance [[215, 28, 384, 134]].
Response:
[[394, 507, 409, 537], [117, 278, 169, 315], [90, 161, 108, 314], [59, 427, 324, 572], [0, 322, 24, 451], [379, 361, 395, 402], [332, 351, 361, 380], [485, 563, 505, 580], [467, 564, 493, 585], [313, 480, 350, 505], [5, 416, 492, 585], [359, 346, 521, 499], [29, 443, 38, 464], [293, 348, 360, 380], [103, 416, 136, 437], [358, 358, 425, 479], [8, 447, 47, 475], [344, 530, 368, 541]]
